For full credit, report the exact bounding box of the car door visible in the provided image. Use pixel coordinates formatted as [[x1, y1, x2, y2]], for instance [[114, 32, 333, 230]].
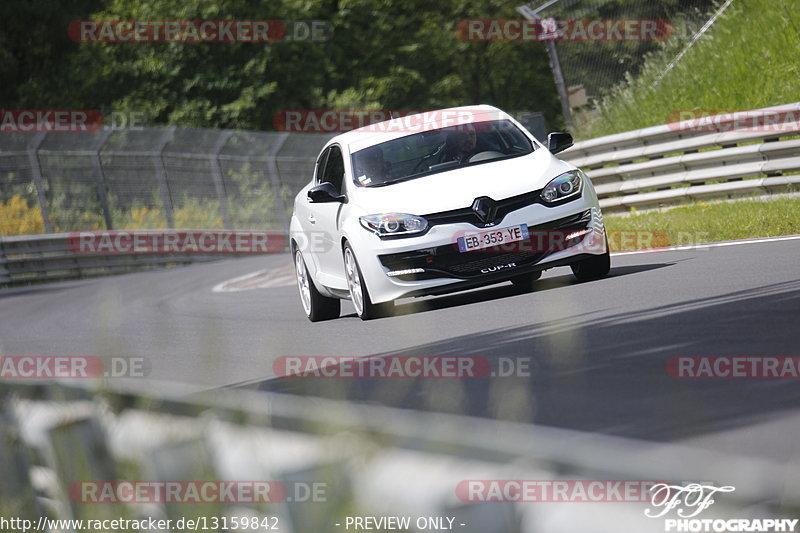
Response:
[[309, 144, 348, 287], [296, 148, 329, 273]]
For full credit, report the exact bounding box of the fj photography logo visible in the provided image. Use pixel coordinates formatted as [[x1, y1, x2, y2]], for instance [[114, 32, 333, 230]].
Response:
[[645, 483, 798, 532], [0, 110, 145, 132], [69, 20, 330, 43], [272, 355, 532, 379], [457, 18, 673, 42], [0, 356, 148, 379]]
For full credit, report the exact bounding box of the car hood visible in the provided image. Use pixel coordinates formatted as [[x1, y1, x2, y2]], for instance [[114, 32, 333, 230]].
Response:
[[350, 149, 576, 215]]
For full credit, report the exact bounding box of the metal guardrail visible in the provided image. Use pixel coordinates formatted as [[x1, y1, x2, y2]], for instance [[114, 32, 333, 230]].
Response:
[[561, 102, 800, 211], [0, 230, 285, 287], [3, 103, 799, 287]]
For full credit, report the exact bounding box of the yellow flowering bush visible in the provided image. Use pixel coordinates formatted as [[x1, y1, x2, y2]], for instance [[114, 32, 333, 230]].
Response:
[[0, 195, 45, 236], [119, 206, 167, 230], [173, 199, 223, 229]]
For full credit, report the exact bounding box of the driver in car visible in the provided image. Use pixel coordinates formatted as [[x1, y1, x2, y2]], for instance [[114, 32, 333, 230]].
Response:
[[443, 126, 478, 164]]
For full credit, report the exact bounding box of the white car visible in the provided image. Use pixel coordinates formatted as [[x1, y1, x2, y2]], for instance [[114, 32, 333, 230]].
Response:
[[291, 105, 609, 321]]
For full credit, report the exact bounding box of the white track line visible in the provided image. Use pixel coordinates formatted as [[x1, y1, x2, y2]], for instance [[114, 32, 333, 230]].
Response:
[[213, 264, 295, 292], [213, 234, 800, 292], [612, 234, 800, 256]]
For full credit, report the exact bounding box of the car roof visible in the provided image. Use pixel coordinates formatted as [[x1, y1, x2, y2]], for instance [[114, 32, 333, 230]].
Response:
[[332, 105, 513, 154]]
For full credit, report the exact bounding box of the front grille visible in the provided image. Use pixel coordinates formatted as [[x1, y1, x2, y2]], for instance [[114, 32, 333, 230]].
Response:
[[424, 190, 543, 228], [380, 210, 591, 280]]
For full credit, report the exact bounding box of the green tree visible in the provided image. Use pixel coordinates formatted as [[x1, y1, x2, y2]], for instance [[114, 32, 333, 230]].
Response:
[[3, 0, 563, 129]]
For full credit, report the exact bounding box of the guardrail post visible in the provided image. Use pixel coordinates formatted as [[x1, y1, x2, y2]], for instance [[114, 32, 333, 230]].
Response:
[[267, 132, 291, 233], [0, 402, 41, 520], [92, 129, 114, 230], [47, 416, 122, 521], [0, 238, 8, 286], [153, 127, 176, 228], [149, 437, 222, 523], [27, 131, 54, 233], [281, 462, 353, 533], [210, 130, 233, 229]]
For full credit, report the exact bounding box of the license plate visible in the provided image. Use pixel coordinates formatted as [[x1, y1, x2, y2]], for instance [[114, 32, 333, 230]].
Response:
[[457, 224, 529, 252]]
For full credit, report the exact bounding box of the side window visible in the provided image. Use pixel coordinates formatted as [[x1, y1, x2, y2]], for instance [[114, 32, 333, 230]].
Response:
[[314, 149, 329, 185], [321, 145, 345, 194]]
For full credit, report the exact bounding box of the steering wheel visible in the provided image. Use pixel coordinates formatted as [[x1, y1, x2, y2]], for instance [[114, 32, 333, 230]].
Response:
[[412, 142, 446, 173]]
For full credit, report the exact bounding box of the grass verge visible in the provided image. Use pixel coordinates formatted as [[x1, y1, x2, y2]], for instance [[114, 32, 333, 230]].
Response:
[[604, 196, 800, 251], [577, 0, 800, 139]]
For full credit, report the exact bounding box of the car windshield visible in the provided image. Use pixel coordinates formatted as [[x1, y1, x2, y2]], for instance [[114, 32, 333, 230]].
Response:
[[350, 119, 535, 187]]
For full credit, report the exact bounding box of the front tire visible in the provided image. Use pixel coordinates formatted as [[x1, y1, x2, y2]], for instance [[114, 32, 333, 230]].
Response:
[[510, 270, 542, 291], [571, 235, 611, 281], [343, 243, 393, 320], [295, 249, 340, 322]]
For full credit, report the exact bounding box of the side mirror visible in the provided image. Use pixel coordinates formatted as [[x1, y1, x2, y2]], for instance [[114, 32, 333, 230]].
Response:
[[308, 182, 345, 203], [547, 132, 573, 154]]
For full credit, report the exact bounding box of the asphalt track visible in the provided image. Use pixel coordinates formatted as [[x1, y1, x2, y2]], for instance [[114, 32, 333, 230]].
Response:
[[1, 237, 798, 447]]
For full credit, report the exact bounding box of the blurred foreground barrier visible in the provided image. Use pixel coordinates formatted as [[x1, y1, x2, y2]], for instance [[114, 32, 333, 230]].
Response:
[[2, 380, 800, 533], [0, 229, 286, 287], [562, 102, 800, 211]]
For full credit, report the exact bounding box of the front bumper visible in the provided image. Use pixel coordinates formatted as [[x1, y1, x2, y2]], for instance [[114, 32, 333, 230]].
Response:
[[378, 210, 592, 281], [349, 194, 606, 304]]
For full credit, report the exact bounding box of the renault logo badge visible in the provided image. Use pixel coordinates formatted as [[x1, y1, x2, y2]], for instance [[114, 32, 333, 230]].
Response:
[[472, 196, 498, 224]]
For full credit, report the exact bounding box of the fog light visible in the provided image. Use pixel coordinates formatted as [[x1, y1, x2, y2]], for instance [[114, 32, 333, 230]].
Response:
[[387, 268, 425, 277], [565, 229, 592, 240]]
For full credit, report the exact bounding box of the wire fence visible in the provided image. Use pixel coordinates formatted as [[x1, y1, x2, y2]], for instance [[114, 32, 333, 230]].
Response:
[[532, 0, 717, 122], [0, 128, 335, 235]]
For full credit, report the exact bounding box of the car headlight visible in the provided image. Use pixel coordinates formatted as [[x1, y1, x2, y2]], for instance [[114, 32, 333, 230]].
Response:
[[541, 170, 584, 203], [359, 213, 428, 237]]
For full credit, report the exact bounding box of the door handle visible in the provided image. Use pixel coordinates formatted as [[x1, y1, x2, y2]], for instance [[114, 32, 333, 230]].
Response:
[[308, 215, 316, 224]]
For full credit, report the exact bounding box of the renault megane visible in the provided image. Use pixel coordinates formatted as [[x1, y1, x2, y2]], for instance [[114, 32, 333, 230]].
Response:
[[291, 105, 610, 321]]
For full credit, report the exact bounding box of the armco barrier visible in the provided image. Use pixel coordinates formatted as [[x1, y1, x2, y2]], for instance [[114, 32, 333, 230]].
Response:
[[0, 230, 286, 287], [560, 102, 800, 211], [3, 103, 799, 286]]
